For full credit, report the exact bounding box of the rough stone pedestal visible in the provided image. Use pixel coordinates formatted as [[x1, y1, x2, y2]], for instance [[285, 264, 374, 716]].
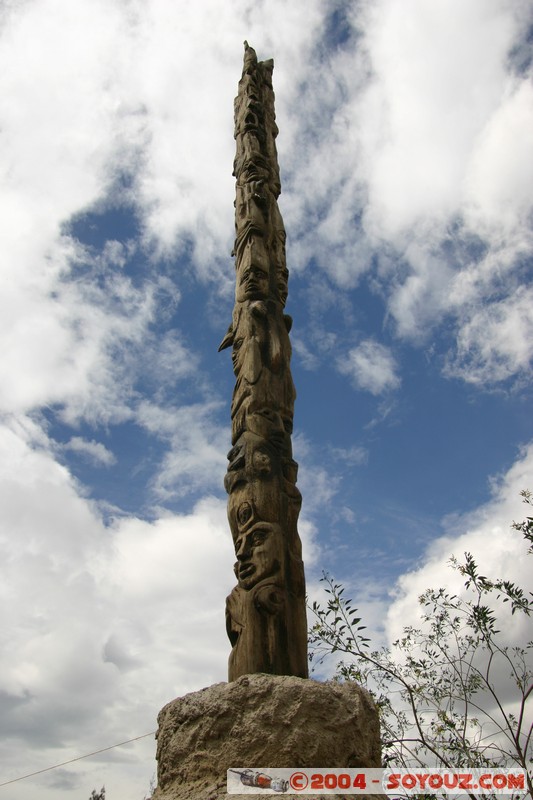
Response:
[[152, 673, 381, 800]]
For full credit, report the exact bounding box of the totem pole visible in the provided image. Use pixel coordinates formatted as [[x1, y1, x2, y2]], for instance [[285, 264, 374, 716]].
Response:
[[219, 42, 308, 681]]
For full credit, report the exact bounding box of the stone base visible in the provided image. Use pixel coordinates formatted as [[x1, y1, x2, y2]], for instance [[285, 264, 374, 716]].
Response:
[[152, 673, 381, 800]]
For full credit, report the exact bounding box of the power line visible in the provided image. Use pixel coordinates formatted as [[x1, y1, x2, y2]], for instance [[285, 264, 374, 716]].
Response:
[[0, 731, 157, 788]]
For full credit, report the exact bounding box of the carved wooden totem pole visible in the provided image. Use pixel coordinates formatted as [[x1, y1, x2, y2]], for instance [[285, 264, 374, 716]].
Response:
[[220, 43, 308, 681]]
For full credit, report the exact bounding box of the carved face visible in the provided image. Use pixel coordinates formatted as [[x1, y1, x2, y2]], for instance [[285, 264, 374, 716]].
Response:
[[234, 522, 282, 589], [234, 185, 267, 259], [246, 408, 292, 455], [246, 407, 284, 438], [236, 237, 270, 301], [237, 264, 269, 301], [224, 434, 276, 494], [252, 445, 272, 476], [235, 155, 269, 186]]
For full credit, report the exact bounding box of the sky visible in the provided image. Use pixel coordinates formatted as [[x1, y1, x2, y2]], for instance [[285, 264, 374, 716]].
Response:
[[0, 0, 532, 797]]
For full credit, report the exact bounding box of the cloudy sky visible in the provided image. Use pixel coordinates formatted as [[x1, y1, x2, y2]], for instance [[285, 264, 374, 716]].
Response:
[[1, 0, 532, 797]]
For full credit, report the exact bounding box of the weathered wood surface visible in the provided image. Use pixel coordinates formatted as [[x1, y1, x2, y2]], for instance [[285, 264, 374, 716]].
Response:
[[220, 43, 308, 681]]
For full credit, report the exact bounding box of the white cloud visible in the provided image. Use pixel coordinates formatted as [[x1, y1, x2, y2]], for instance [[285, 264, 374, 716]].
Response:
[[387, 441, 533, 647], [330, 444, 368, 466], [0, 19, 332, 797], [293, 432, 340, 514], [0, 417, 234, 798], [0, 28, 164, 426], [0, 411, 324, 796], [464, 76, 533, 239], [0, 0, 144, 246], [445, 285, 533, 384], [123, 0, 327, 279], [64, 437, 116, 467], [359, 0, 533, 384], [2, 0, 530, 403], [377, 443, 533, 750], [280, 0, 533, 387], [136, 400, 228, 499], [358, 0, 516, 239], [386, 246, 455, 341], [309, 444, 533, 684], [292, 335, 321, 371], [338, 338, 400, 395]]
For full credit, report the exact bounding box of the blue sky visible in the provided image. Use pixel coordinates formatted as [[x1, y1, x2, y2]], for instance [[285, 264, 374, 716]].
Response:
[[0, 1, 532, 798]]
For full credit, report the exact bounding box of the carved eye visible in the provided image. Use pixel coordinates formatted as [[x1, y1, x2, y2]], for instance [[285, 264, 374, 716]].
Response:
[[251, 529, 268, 547], [237, 502, 253, 525]]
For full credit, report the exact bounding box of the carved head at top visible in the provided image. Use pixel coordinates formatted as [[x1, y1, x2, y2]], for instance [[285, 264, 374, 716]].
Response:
[[242, 41, 258, 73]]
